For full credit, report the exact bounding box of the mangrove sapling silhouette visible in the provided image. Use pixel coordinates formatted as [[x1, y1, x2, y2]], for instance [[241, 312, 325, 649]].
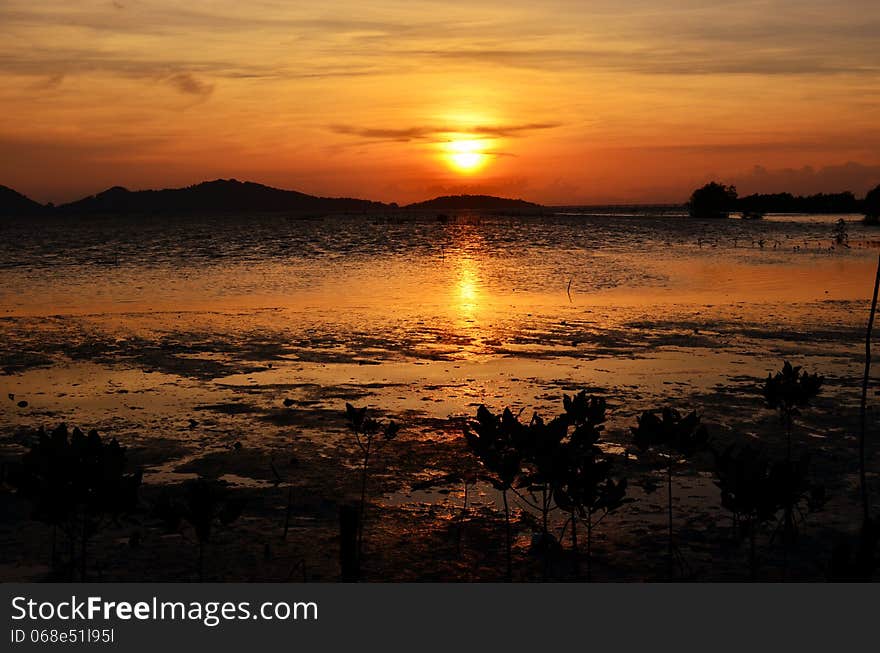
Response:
[[516, 412, 568, 559], [555, 391, 630, 580], [463, 405, 527, 581], [763, 361, 823, 576], [344, 403, 399, 559], [631, 408, 709, 578], [7, 423, 142, 580], [153, 478, 244, 580], [713, 443, 788, 579]]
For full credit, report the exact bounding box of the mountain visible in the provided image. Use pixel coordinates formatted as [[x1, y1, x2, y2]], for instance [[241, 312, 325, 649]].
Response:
[[404, 194, 543, 212], [0, 185, 47, 216], [57, 179, 389, 215], [0, 180, 544, 217]]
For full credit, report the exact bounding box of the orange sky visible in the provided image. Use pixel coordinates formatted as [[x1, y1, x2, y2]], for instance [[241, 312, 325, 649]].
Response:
[[2, 1, 880, 205]]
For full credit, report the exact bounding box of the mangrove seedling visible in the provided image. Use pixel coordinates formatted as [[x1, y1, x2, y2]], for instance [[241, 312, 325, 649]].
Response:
[[517, 412, 568, 558], [763, 361, 822, 576], [556, 455, 629, 580], [153, 478, 244, 580], [556, 391, 630, 579], [8, 423, 142, 580], [344, 403, 399, 558], [463, 405, 527, 581], [631, 407, 709, 578], [714, 443, 787, 579]]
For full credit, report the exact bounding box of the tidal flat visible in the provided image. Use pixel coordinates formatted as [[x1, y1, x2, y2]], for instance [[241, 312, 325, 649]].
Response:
[[1, 209, 878, 580]]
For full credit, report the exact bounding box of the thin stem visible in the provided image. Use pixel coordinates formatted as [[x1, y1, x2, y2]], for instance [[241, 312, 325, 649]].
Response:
[[587, 507, 593, 582], [859, 253, 880, 525], [457, 481, 468, 556], [749, 518, 757, 581], [667, 456, 674, 579], [357, 440, 371, 557], [502, 489, 512, 582], [783, 416, 792, 581]]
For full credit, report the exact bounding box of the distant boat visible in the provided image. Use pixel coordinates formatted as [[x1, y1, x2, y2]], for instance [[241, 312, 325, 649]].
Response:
[[741, 210, 764, 220]]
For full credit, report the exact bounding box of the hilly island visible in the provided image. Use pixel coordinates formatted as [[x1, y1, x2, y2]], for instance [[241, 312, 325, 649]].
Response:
[[0, 179, 544, 217]]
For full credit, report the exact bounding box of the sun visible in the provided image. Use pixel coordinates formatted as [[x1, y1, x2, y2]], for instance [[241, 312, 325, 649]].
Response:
[[443, 138, 489, 174]]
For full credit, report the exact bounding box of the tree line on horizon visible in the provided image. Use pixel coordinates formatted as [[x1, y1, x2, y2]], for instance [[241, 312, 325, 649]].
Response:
[[689, 181, 880, 221]]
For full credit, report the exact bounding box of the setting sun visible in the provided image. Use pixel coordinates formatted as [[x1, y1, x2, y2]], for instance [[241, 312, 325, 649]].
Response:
[[444, 138, 490, 174]]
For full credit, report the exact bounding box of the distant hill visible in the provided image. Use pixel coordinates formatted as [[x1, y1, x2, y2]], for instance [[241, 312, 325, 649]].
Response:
[[57, 179, 389, 215], [0, 185, 46, 216], [0, 180, 544, 217], [404, 194, 543, 212]]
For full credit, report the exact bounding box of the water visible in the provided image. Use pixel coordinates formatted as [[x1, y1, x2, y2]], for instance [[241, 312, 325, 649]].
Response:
[[0, 209, 876, 481], [0, 210, 872, 314], [2, 209, 877, 580]]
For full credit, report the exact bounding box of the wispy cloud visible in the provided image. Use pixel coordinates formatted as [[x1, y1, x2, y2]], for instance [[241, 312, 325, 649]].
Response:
[[165, 72, 213, 97], [732, 161, 880, 196], [329, 122, 562, 143]]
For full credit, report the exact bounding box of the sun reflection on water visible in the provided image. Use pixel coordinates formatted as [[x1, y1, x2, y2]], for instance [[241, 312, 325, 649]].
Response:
[[457, 257, 479, 310]]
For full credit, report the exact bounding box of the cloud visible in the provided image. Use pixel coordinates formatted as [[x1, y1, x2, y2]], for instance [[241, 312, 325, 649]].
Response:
[[2, 1, 879, 83], [731, 162, 880, 196], [165, 72, 213, 96], [329, 122, 561, 143]]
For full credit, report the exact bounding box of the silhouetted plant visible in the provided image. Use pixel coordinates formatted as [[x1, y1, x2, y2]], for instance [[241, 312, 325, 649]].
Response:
[[631, 407, 709, 578], [344, 403, 399, 558], [688, 182, 737, 219], [555, 391, 630, 580], [715, 440, 825, 580], [714, 443, 783, 578], [153, 477, 244, 580], [763, 361, 822, 576], [516, 412, 568, 560], [8, 423, 142, 580], [463, 405, 526, 580], [764, 362, 823, 444]]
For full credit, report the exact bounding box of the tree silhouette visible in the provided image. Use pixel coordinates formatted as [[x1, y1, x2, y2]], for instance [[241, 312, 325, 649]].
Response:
[[865, 184, 880, 225], [689, 182, 737, 219]]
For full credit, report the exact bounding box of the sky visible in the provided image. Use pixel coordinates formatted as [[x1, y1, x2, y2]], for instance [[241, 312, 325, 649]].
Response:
[[2, 0, 880, 205]]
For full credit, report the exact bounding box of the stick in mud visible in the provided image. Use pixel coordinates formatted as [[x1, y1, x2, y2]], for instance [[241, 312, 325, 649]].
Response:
[[859, 253, 880, 524]]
